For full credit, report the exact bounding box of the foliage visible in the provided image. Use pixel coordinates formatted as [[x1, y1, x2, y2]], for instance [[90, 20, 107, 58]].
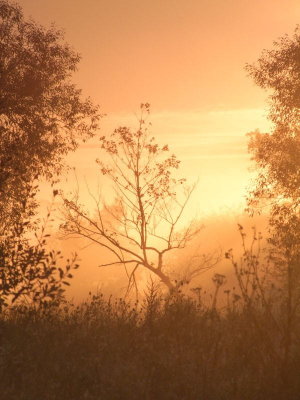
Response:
[[246, 26, 300, 128], [246, 27, 300, 214], [62, 104, 212, 293], [0, 187, 79, 310], [1, 285, 300, 400], [0, 0, 100, 232], [226, 225, 300, 383], [246, 28, 300, 339]]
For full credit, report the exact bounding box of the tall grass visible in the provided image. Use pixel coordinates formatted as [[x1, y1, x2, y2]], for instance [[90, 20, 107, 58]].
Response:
[[1, 285, 299, 400]]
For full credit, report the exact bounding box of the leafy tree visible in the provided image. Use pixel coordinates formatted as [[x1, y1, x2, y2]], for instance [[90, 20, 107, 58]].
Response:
[[246, 27, 300, 210], [0, 0, 100, 232], [246, 26, 300, 128], [246, 27, 300, 249], [0, 186, 79, 310], [0, 0, 100, 307], [245, 27, 300, 376], [0, 223, 78, 310], [246, 27, 300, 246], [62, 104, 212, 293]]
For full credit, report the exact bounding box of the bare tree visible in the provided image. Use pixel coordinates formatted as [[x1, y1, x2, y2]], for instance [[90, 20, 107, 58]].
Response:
[[62, 104, 210, 293]]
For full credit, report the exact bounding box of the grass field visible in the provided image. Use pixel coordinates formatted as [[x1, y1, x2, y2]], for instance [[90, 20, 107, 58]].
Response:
[[1, 286, 299, 400]]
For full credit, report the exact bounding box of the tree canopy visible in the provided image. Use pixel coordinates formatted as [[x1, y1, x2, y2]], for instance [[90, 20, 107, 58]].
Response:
[[0, 0, 100, 231], [247, 27, 300, 216], [0, 0, 100, 307], [246, 27, 300, 325], [246, 27, 300, 128], [246, 27, 300, 208]]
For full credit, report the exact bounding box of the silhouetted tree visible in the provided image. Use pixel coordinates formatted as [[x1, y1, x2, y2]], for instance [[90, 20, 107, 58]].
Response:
[[0, 223, 78, 310], [0, 182, 80, 310], [0, 0, 99, 307], [246, 27, 300, 255], [62, 104, 213, 293], [0, 0, 100, 232], [245, 27, 300, 382], [246, 26, 300, 128], [246, 27, 300, 210]]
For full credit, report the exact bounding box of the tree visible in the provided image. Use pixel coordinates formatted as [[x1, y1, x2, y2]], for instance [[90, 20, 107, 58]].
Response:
[[246, 26, 300, 129], [245, 27, 300, 378], [246, 26, 300, 241], [0, 0, 100, 307], [246, 27, 300, 210], [62, 104, 210, 293], [0, 182, 80, 310], [0, 0, 100, 232], [246, 27, 300, 251]]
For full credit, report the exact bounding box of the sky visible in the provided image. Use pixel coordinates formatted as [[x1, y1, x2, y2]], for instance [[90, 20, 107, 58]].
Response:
[[19, 0, 300, 213], [20, 0, 300, 112], [17, 0, 300, 296]]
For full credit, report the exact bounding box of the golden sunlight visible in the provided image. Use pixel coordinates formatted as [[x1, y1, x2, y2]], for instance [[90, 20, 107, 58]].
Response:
[[2, 1, 300, 397]]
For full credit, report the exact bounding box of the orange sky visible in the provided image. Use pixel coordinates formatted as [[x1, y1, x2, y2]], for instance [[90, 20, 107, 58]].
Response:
[[19, 0, 299, 112], [19, 0, 299, 213], [18, 0, 300, 296]]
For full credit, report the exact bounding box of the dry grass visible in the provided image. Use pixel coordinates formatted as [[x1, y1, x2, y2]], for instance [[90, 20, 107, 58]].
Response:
[[0, 287, 300, 400]]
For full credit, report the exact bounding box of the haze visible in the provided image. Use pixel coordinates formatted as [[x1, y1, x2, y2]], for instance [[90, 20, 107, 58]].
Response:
[[19, 0, 299, 214], [17, 0, 300, 296]]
